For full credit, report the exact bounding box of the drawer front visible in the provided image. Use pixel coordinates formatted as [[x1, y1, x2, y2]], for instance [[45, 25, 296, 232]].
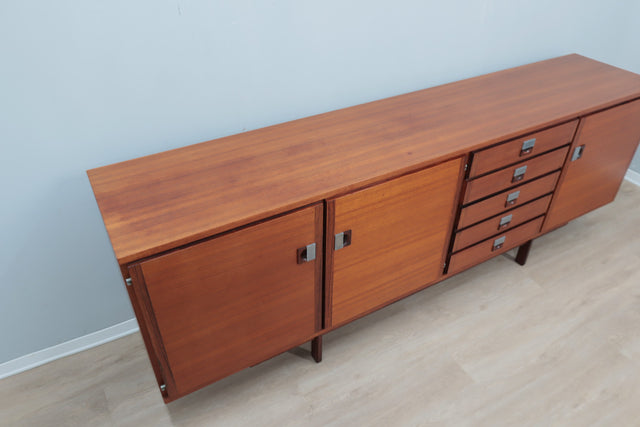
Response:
[[469, 120, 578, 178], [464, 147, 568, 204], [449, 216, 544, 274], [452, 195, 551, 252], [458, 171, 559, 229]]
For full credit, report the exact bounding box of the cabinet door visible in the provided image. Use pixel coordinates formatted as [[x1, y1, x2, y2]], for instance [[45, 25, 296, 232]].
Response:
[[326, 158, 463, 327], [544, 99, 640, 232], [129, 204, 322, 398]]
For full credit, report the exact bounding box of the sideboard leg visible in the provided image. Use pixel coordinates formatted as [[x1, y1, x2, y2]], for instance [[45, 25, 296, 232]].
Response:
[[311, 336, 322, 363], [515, 240, 532, 266]]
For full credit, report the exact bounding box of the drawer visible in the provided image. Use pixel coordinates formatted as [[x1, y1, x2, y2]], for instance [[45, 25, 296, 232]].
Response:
[[448, 216, 544, 274], [458, 171, 559, 229], [463, 146, 568, 204], [469, 120, 578, 178], [452, 195, 551, 252]]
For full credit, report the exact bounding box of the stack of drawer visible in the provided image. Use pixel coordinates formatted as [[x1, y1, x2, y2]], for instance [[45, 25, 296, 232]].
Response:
[[447, 120, 578, 274]]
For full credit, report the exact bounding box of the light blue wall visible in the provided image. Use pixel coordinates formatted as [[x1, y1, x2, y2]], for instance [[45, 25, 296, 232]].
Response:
[[1, 0, 639, 364], [624, 1, 640, 173]]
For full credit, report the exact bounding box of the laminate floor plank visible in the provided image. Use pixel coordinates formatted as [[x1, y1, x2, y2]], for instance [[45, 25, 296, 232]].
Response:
[[1, 181, 639, 427]]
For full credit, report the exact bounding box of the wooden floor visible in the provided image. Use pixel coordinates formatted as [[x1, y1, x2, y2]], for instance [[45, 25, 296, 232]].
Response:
[[1, 181, 639, 427]]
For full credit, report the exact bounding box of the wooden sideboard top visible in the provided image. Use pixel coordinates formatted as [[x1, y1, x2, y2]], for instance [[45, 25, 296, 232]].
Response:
[[87, 54, 640, 264]]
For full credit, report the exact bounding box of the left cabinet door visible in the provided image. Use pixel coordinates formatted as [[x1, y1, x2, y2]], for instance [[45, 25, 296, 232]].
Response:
[[128, 204, 323, 398]]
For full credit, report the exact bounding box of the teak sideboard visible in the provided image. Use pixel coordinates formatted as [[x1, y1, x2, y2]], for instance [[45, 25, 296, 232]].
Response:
[[87, 54, 640, 402]]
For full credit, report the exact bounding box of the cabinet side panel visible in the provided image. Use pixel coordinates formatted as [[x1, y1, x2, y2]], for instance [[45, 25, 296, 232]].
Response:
[[138, 205, 321, 396], [331, 158, 462, 326], [120, 267, 169, 398], [126, 264, 178, 400], [544, 99, 640, 231]]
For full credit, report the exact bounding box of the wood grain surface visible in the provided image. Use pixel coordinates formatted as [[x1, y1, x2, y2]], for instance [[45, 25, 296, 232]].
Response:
[[453, 195, 551, 252], [463, 147, 568, 204], [469, 119, 578, 178], [458, 172, 559, 229], [448, 216, 545, 274], [87, 54, 640, 264], [130, 204, 322, 399], [328, 158, 462, 327], [544, 99, 640, 231]]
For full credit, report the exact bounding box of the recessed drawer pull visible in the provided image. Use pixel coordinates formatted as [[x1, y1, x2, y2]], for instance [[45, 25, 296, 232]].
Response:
[[498, 214, 513, 230], [334, 230, 352, 251], [296, 243, 316, 264], [505, 190, 520, 207], [520, 138, 536, 156], [512, 165, 528, 183], [492, 236, 506, 251]]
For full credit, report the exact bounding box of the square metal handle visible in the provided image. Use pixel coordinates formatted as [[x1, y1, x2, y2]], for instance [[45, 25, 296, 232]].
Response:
[[335, 230, 352, 251], [571, 145, 585, 161], [505, 190, 520, 207], [498, 214, 513, 230], [512, 165, 528, 183], [492, 236, 506, 251], [297, 243, 316, 264], [520, 138, 536, 156]]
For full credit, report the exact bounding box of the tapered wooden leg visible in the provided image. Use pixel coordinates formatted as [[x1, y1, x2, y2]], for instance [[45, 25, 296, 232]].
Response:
[[515, 240, 532, 266], [311, 336, 322, 363]]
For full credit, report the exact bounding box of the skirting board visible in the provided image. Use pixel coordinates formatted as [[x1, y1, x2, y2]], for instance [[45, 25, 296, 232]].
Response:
[[0, 319, 139, 380], [0, 168, 639, 381], [625, 169, 640, 186]]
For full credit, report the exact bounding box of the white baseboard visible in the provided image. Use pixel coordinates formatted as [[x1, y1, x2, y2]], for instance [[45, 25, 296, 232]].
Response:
[[625, 169, 640, 186], [0, 319, 139, 380]]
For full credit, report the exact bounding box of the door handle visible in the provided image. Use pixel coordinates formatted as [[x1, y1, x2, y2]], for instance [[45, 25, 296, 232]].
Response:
[[296, 243, 316, 264], [571, 145, 585, 161], [334, 230, 352, 251]]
